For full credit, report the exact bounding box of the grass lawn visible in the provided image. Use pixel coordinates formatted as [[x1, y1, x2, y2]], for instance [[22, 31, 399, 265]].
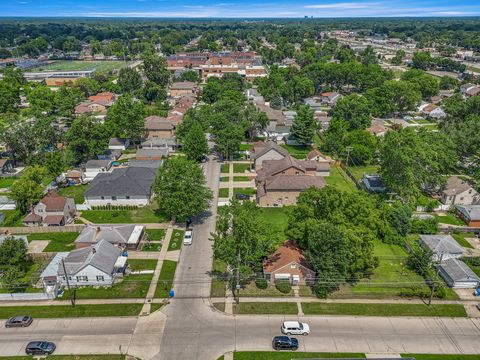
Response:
[[211, 259, 228, 298], [240, 282, 293, 297], [233, 188, 256, 196], [348, 165, 380, 181], [233, 352, 365, 360], [302, 303, 467, 317], [452, 232, 475, 249], [220, 164, 230, 173], [218, 188, 229, 198], [32, 60, 129, 73], [1, 210, 24, 227], [257, 207, 289, 244], [233, 163, 251, 173], [0, 177, 17, 188], [404, 355, 480, 360], [324, 166, 357, 193], [462, 257, 480, 277], [62, 274, 153, 299], [26, 232, 79, 252], [168, 229, 184, 251], [154, 260, 177, 298], [142, 243, 162, 251], [239, 144, 253, 151], [58, 184, 88, 204], [128, 259, 157, 271], [233, 176, 251, 181], [0, 259, 47, 293], [233, 302, 298, 315], [81, 205, 167, 224], [145, 229, 165, 241], [220, 176, 229, 182], [434, 213, 465, 226], [280, 144, 311, 159], [0, 304, 143, 318]]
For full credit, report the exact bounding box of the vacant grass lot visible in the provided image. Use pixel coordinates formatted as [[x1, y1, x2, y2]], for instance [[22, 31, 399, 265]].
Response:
[[233, 163, 251, 173], [434, 213, 465, 226], [0, 304, 143, 318], [27, 232, 80, 252], [233, 302, 298, 315], [452, 232, 475, 249], [257, 207, 289, 244], [155, 260, 177, 298], [302, 303, 467, 317], [324, 166, 358, 193], [233, 352, 365, 360], [32, 60, 129, 72], [348, 164, 380, 180], [81, 205, 167, 224], [168, 229, 184, 251], [58, 184, 88, 204], [280, 144, 311, 159]]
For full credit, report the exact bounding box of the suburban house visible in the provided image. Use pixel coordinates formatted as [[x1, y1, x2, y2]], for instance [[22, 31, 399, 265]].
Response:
[[84, 159, 112, 181], [97, 149, 121, 161], [88, 92, 117, 105], [319, 92, 342, 106], [128, 159, 163, 169], [74, 224, 144, 250], [255, 101, 292, 141], [41, 240, 127, 289], [438, 258, 480, 288], [74, 101, 107, 116], [256, 155, 327, 207], [304, 97, 323, 111], [136, 148, 168, 161], [108, 138, 130, 151], [65, 169, 85, 185], [306, 149, 332, 164], [84, 166, 157, 206], [366, 124, 388, 137], [419, 234, 465, 261], [23, 191, 76, 227], [456, 205, 480, 227], [144, 116, 176, 139], [251, 141, 289, 169], [418, 103, 446, 119], [0, 159, 14, 174], [141, 137, 177, 152], [169, 81, 197, 97], [362, 174, 386, 193], [441, 176, 479, 206], [460, 83, 480, 98], [263, 240, 315, 285]]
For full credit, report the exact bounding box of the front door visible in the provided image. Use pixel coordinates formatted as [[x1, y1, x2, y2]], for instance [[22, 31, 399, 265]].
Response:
[[292, 275, 299, 286]]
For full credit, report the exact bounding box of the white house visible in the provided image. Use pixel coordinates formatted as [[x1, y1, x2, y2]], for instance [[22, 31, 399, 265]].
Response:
[[41, 240, 127, 289], [74, 224, 144, 250], [84, 160, 112, 181], [438, 258, 480, 289], [441, 176, 479, 206], [419, 234, 465, 261], [108, 138, 130, 151]]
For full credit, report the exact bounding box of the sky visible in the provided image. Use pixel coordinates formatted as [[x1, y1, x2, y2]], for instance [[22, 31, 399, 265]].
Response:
[[1, 0, 480, 18]]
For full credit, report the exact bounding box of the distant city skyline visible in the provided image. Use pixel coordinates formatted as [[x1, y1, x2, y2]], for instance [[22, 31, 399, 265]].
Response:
[[1, 0, 480, 18]]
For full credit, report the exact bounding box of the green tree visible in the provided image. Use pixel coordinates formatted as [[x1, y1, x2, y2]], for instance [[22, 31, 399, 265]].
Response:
[[391, 49, 405, 65], [9, 165, 47, 214], [106, 95, 145, 142], [412, 51, 433, 70], [401, 70, 439, 100], [142, 53, 170, 87], [332, 94, 371, 131], [388, 202, 412, 237], [182, 122, 209, 162], [360, 45, 378, 66], [291, 105, 316, 145], [154, 157, 212, 222], [367, 80, 422, 117], [118, 67, 143, 94], [0, 80, 20, 113], [44, 151, 65, 178], [439, 76, 459, 90], [179, 70, 200, 83]]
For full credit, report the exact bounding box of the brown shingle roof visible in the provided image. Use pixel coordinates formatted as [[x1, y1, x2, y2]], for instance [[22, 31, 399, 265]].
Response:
[[264, 175, 326, 191], [257, 155, 321, 181], [443, 176, 474, 196], [263, 240, 313, 273], [252, 141, 288, 160], [41, 192, 67, 212], [144, 116, 173, 131]]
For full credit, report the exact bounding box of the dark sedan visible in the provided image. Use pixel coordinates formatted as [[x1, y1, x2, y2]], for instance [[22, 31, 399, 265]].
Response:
[[272, 336, 299, 351], [25, 341, 56, 355], [5, 316, 33, 328]]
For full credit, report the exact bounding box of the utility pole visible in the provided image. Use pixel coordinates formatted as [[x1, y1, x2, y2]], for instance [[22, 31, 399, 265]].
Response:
[[61, 258, 75, 307], [345, 146, 353, 168], [236, 250, 241, 305], [429, 253, 443, 306]]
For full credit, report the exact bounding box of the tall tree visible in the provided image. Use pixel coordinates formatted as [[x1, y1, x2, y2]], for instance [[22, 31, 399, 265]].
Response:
[[142, 53, 170, 87], [118, 67, 142, 94], [154, 157, 212, 222], [182, 122, 209, 162], [9, 166, 47, 214], [290, 105, 316, 145], [106, 95, 145, 142], [332, 94, 371, 131]]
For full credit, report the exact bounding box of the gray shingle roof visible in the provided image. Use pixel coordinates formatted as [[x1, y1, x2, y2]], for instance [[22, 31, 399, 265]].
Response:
[[85, 159, 111, 169], [58, 239, 121, 276], [456, 205, 480, 221], [128, 160, 163, 169], [75, 224, 138, 246], [443, 176, 474, 196], [439, 258, 480, 283], [136, 148, 168, 158], [252, 141, 289, 160], [84, 167, 156, 198], [419, 234, 464, 255]]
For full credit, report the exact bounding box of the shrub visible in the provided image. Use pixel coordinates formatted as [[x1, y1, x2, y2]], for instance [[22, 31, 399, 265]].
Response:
[[314, 284, 329, 299], [275, 280, 291, 294], [255, 277, 268, 289]]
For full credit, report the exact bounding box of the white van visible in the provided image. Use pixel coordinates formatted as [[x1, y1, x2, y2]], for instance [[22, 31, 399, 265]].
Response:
[[183, 229, 193, 245], [281, 321, 310, 336]]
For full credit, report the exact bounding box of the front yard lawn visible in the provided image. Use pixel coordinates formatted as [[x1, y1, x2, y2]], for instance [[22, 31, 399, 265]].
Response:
[[128, 259, 157, 271], [0, 304, 143, 318], [145, 229, 165, 241], [452, 232, 475, 249], [220, 176, 229, 182], [27, 232, 79, 252], [0, 177, 17, 188], [348, 165, 380, 181], [154, 260, 177, 298], [233, 302, 297, 315], [58, 184, 88, 204], [257, 207, 289, 244], [239, 143, 253, 151], [81, 205, 168, 224], [142, 243, 162, 251], [233, 352, 365, 360], [434, 213, 465, 226], [62, 273, 152, 299], [239, 282, 293, 297], [324, 166, 357, 193], [233, 188, 256, 196], [211, 259, 228, 298], [280, 144, 311, 159], [233, 163, 251, 173], [233, 176, 251, 181], [220, 164, 230, 173], [168, 229, 184, 251], [218, 188, 229, 198], [302, 303, 467, 317]]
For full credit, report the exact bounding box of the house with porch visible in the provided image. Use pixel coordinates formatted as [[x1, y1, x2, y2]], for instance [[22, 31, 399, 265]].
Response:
[[74, 224, 144, 250], [23, 192, 76, 227]]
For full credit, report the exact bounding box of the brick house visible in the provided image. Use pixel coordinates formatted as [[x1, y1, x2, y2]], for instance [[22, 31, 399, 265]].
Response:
[[169, 81, 197, 97], [23, 192, 76, 226], [144, 116, 175, 139], [263, 241, 315, 285], [456, 205, 480, 227], [251, 141, 289, 169]]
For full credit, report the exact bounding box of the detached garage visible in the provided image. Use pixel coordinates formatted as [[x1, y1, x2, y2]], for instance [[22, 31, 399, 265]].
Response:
[[438, 258, 480, 289]]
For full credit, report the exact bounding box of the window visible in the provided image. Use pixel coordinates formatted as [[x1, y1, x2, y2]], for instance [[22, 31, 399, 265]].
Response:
[[112, 196, 117, 201], [76, 276, 88, 282], [126, 196, 130, 200], [96, 276, 105, 281], [291, 263, 297, 269], [101, 196, 105, 200]]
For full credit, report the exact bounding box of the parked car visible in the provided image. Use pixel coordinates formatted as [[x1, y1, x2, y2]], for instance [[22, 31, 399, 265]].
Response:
[[281, 321, 310, 336], [272, 336, 299, 351], [5, 316, 33, 328], [183, 229, 193, 245], [235, 193, 250, 200], [25, 341, 56, 355]]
